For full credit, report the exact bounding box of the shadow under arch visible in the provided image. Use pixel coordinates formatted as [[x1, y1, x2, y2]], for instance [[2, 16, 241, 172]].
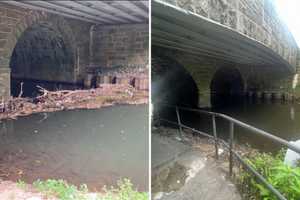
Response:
[[210, 67, 245, 107], [152, 53, 199, 108], [9, 19, 76, 97]]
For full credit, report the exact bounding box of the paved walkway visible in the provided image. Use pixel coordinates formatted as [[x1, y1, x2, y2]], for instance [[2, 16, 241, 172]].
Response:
[[152, 130, 241, 200]]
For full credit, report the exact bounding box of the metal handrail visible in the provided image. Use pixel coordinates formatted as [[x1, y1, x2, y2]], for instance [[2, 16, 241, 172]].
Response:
[[155, 103, 300, 200]]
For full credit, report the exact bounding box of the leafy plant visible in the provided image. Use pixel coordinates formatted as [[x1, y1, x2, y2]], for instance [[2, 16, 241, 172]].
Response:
[[33, 179, 87, 200], [101, 179, 148, 200], [32, 178, 148, 200], [238, 150, 300, 200], [16, 179, 27, 189]]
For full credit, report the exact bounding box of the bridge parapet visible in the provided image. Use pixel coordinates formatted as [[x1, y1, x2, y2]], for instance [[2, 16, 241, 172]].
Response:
[[159, 0, 298, 69]]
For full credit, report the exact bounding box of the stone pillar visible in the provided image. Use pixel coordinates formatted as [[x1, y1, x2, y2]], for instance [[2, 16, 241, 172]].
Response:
[[136, 75, 149, 90], [265, 92, 272, 102], [116, 76, 130, 85], [0, 68, 10, 100], [83, 74, 94, 88]]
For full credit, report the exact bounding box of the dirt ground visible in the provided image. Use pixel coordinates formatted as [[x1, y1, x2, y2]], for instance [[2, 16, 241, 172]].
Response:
[[0, 181, 57, 200], [152, 126, 256, 200]]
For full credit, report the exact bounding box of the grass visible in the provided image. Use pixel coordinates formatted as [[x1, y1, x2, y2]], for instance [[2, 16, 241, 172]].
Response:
[[238, 149, 300, 200], [16, 178, 148, 200]]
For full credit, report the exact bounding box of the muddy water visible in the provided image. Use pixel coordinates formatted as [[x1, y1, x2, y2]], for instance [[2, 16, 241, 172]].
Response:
[[178, 102, 300, 152], [0, 105, 148, 191]]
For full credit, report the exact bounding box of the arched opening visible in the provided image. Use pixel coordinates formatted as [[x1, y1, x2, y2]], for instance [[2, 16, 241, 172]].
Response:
[[210, 67, 245, 107], [10, 22, 75, 97], [152, 53, 199, 107]]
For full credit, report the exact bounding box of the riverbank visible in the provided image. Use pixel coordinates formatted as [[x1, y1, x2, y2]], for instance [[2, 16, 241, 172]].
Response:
[[0, 84, 148, 120], [0, 180, 54, 200], [153, 125, 300, 200], [0, 179, 148, 200], [152, 126, 244, 200]]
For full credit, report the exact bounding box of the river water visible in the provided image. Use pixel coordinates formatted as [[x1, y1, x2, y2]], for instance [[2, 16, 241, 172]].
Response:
[[0, 105, 148, 191], [162, 102, 300, 153]]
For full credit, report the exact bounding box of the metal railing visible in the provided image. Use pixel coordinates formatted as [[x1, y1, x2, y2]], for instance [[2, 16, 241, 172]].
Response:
[[156, 104, 300, 200]]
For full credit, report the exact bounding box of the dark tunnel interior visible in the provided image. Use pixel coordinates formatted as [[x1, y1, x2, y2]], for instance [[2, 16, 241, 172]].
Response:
[[151, 52, 199, 108], [210, 67, 245, 107], [10, 22, 75, 97]]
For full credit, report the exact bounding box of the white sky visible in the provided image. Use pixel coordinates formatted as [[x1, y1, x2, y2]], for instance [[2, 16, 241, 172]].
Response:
[[275, 0, 300, 47]]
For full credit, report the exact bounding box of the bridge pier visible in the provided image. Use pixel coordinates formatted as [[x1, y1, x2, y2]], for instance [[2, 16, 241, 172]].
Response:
[[244, 91, 297, 104], [0, 68, 10, 100]]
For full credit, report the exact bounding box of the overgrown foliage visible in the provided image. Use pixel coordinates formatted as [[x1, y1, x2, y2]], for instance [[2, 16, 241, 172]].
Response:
[[238, 149, 300, 200], [33, 179, 88, 200], [28, 178, 148, 200], [101, 179, 148, 200]]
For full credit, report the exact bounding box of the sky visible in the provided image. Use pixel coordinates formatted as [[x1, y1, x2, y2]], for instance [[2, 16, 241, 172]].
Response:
[[274, 0, 300, 47]]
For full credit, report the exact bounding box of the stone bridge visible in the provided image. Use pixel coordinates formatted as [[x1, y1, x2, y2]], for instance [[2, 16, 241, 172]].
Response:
[[152, 0, 299, 107], [0, 1, 148, 98]]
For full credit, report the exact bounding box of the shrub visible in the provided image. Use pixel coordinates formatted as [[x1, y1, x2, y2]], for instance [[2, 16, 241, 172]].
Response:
[[101, 179, 148, 200], [33, 179, 87, 200]]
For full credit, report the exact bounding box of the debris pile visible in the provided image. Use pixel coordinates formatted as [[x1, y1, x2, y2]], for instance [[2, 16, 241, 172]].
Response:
[[0, 84, 148, 120]]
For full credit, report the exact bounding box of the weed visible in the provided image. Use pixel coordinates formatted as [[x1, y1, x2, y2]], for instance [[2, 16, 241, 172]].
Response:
[[32, 178, 148, 200], [238, 150, 300, 200], [33, 179, 87, 200], [101, 179, 148, 200], [16, 179, 26, 189]]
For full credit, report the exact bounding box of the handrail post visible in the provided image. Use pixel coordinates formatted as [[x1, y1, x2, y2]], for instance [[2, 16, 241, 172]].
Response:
[[212, 115, 218, 160], [229, 121, 234, 176], [176, 106, 183, 137]]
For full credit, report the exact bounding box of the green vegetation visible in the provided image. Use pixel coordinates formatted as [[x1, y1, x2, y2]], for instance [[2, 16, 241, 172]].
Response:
[[101, 179, 148, 200], [33, 179, 88, 200], [16, 179, 27, 189], [238, 149, 300, 200], [16, 178, 147, 200]]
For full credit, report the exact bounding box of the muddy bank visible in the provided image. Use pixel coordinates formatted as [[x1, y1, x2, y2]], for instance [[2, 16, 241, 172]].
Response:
[[0, 84, 148, 120], [0, 180, 105, 200], [0, 181, 56, 200]]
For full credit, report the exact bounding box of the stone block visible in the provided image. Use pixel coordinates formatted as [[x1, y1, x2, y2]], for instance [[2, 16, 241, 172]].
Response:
[[0, 32, 8, 40], [135, 76, 149, 90], [84, 74, 94, 88], [0, 68, 10, 100], [116, 76, 130, 85], [0, 24, 12, 33], [0, 40, 6, 48], [6, 9, 21, 19]]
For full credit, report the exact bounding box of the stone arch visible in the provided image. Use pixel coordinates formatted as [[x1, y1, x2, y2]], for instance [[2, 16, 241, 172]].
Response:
[[152, 52, 199, 107], [210, 66, 245, 107], [5, 12, 76, 68], [1, 9, 77, 97]]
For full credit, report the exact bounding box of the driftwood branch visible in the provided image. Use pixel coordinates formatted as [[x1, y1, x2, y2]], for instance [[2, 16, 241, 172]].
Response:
[[18, 82, 24, 98], [0, 84, 147, 120]]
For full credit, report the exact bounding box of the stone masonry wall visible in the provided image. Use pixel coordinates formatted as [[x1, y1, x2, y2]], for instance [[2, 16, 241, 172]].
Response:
[[0, 3, 148, 99], [91, 24, 149, 69], [0, 2, 92, 99], [159, 0, 298, 68]]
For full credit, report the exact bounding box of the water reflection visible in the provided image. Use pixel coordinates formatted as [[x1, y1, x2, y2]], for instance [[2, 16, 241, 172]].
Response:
[[159, 102, 300, 152], [0, 105, 148, 191]]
